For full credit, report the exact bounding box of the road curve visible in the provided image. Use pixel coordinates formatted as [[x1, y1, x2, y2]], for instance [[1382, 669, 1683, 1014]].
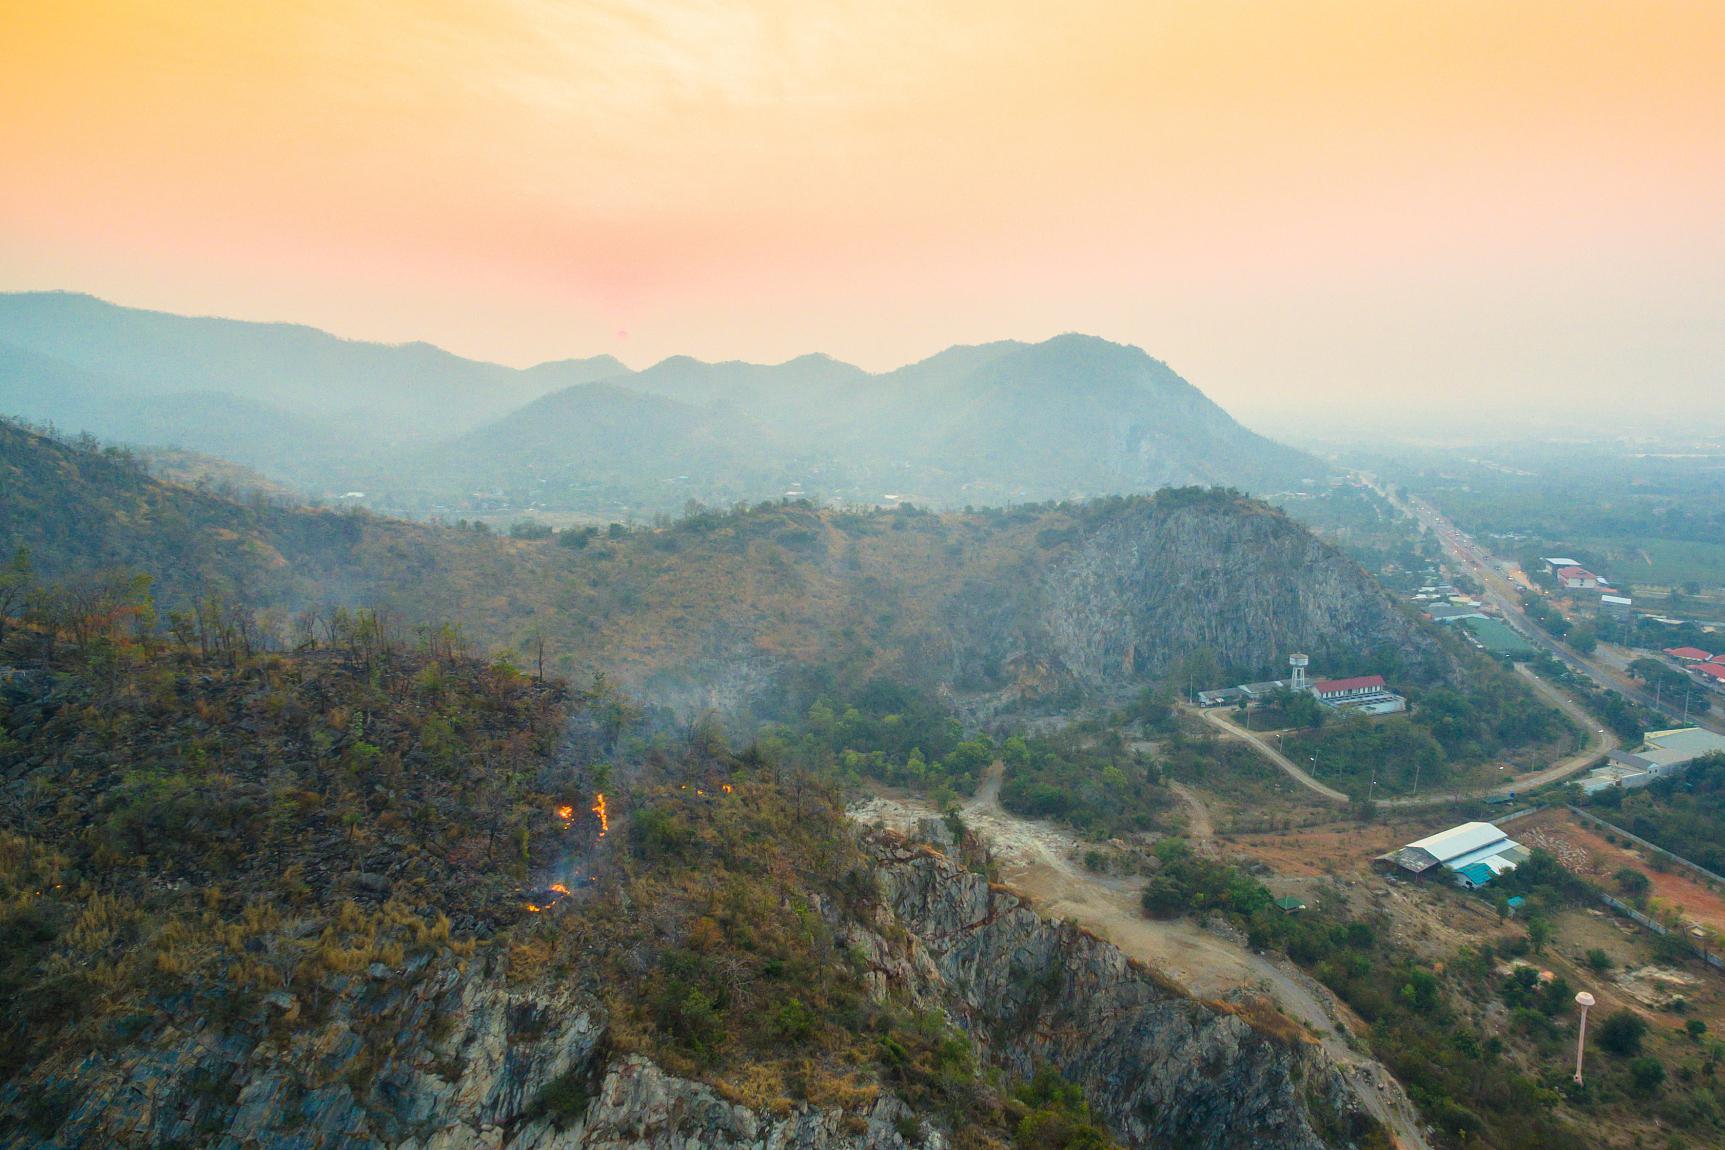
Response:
[[1192, 663, 1616, 808], [1191, 705, 1350, 804]]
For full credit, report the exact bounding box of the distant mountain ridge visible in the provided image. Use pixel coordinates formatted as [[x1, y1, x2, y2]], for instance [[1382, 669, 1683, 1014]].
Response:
[[0, 291, 1321, 515]]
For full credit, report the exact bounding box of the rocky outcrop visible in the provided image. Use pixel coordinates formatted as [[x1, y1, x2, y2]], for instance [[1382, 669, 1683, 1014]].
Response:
[[939, 493, 1436, 697], [511, 1056, 940, 1150], [863, 834, 1368, 1150], [1038, 496, 1430, 683], [4, 836, 1374, 1150]]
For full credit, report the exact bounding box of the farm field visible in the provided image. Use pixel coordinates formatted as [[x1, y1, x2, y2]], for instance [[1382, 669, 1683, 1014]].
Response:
[[1573, 536, 1725, 590], [1516, 807, 1725, 937]]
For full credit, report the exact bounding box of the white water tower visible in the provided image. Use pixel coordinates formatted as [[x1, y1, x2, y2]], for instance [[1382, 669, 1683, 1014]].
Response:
[[1574, 991, 1596, 1084], [1289, 653, 1309, 692]]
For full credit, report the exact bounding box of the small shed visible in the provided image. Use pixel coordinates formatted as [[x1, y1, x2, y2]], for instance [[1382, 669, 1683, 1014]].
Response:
[[1274, 896, 1307, 914]]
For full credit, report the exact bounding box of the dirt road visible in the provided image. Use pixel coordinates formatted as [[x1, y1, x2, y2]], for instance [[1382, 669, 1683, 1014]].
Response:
[[1192, 706, 1350, 804], [1193, 663, 1616, 809], [1167, 781, 1217, 856], [851, 765, 1433, 1150]]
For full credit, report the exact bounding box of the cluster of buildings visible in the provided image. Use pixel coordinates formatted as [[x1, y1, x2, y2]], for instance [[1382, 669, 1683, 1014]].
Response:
[[1197, 654, 1408, 715], [1663, 647, 1725, 690], [1579, 726, 1725, 795], [1380, 821, 1529, 889], [1541, 556, 1632, 617]]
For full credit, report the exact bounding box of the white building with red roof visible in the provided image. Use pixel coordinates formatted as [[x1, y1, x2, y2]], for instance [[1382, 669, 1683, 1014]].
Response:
[[1666, 646, 1714, 662], [1553, 565, 1600, 590], [1310, 674, 1406, 714]]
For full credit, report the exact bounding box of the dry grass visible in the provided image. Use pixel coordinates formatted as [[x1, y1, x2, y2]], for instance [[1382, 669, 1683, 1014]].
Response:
[[1206, 994, 1317, 1048]]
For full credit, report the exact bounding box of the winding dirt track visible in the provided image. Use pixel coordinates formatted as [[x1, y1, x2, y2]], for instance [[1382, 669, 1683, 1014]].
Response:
[[1193, 707, 1349, 803], [1191, 661, 1617, 809], [851, 764, 1433, 1150]]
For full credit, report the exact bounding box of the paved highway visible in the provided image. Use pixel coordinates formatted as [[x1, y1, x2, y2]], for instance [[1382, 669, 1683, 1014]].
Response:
[[1365, 475, 1723, 738]]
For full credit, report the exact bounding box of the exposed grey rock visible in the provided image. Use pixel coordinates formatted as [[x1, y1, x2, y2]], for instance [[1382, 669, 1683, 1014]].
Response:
[[944, 496, 1434, 697], [2, 836, 1372, 1150], [868, 834, 1364, 1150]]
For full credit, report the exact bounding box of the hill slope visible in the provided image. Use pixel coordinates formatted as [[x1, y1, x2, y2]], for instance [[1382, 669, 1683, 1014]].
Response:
[[444, 333, 1317, 513], [0, 292, 621, 448], [0, 630, 1370, 1149], [0, 421, 1428, 716], [0, 294, 1317, 513]]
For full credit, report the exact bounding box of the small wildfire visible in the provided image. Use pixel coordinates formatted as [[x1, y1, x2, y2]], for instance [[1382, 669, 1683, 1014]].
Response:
[[523, 880, 579, 914], [555, 804, 574, 826], [592, 792, 608, 837]]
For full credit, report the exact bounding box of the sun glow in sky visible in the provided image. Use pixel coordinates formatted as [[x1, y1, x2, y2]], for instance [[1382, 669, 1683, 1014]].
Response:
[[4, 1, 1722, 428]]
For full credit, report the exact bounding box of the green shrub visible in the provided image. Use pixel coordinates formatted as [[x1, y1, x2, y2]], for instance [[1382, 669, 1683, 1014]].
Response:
[[1599, 1010, 1648, 1056]]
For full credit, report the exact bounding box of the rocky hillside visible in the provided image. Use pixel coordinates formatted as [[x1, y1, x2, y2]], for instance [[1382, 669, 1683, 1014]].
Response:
[[868, 835, 1368, 1150], [0, 627, 1381, 1149], [3, 836, 1370, 1150], [0, 421, 1437, 716]]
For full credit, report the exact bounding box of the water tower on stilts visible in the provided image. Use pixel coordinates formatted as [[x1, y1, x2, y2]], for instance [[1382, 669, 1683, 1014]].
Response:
[[1574, 991, 1596, 1084], [1289, 653, 1309, 693]]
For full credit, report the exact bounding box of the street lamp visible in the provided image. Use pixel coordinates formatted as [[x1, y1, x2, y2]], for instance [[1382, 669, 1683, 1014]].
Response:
[[1574, 991, 1596, 1084]]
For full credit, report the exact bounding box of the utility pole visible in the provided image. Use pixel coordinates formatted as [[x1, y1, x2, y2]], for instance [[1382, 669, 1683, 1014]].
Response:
[[1574, 991, 1596, 1084]]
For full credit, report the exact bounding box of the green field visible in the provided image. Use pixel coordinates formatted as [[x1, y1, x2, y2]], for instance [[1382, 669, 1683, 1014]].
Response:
[[1574, 537, 1725, 590], [1460, 616, 1537, 656]]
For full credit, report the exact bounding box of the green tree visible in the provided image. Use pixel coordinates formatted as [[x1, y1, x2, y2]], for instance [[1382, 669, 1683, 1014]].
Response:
[[1598, 1010, 1648, 1056], [1628, 1055, 1665, 1093], [1615, 867, 1652, 901]]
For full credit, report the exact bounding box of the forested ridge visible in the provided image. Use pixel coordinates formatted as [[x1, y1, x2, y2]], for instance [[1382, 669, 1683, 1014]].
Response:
[[0, 561, 1150, 1149], [0, 419, 1432, 719]]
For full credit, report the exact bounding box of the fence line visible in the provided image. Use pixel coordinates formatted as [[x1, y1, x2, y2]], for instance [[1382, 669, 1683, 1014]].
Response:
[[1595, 891, 1725, 973], [1565, 805, 1725, 888]]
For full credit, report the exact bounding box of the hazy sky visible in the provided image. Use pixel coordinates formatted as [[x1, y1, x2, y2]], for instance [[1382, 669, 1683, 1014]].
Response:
[[4, 1, 1722, 432]]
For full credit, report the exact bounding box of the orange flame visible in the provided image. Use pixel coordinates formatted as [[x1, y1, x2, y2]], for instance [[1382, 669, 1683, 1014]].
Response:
[[592, 792, 608, 837], [525, 904, 543, 913], [549, 882, 570, 895], [722, 784, 733, 794], [555, 804, 574, 824]]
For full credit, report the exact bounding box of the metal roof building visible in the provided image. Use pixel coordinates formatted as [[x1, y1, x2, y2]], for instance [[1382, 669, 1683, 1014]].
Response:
[[1388, 821, 1525, 887]]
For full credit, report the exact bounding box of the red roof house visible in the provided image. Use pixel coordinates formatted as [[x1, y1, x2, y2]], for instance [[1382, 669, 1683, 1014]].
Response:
[[1666, 647, 1714, 662], [1312, 674, 1387, 698], [1694, 663, 1725, 682]]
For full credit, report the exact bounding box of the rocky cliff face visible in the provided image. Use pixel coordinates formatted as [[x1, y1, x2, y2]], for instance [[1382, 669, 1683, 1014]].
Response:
[[864, 835, 1366, 1150], [4, 832, 1372, 1150], [940, 493, 1436, 698], [1038, 497, 1428, 683]]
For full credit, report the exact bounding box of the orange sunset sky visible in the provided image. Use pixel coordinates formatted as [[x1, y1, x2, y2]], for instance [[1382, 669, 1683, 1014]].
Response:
[[3, 1, 1722, 430]]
